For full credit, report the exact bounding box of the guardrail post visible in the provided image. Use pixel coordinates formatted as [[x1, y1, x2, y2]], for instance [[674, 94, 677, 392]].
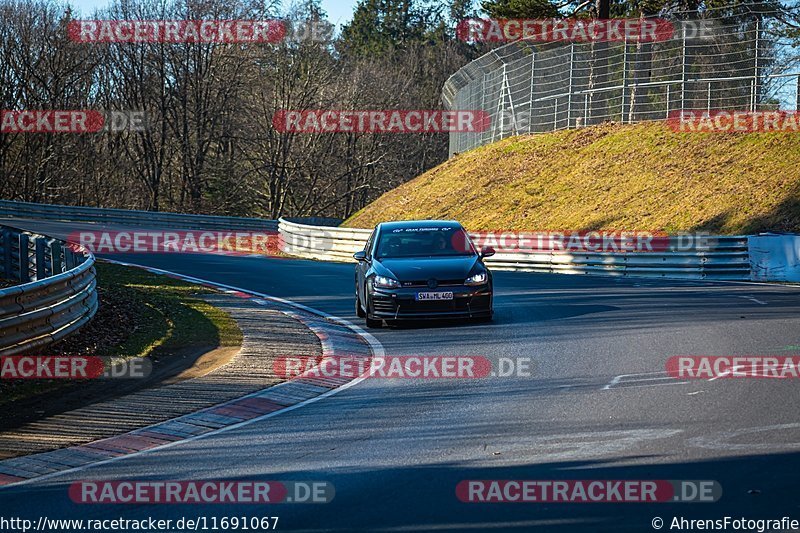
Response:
[[35, 237, 47, 280], [0, 230, 98, 355], [2, 228, 11, 279], [19, 234, 30, 283], [65, 246, 76, 270], [49, 239, 64, 275]]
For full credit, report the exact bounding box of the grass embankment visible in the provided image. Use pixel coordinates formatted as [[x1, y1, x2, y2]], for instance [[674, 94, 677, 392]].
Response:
[[0, 262, 242, 405], [89, 262, 242, 359], [344, 122, 800, 234]]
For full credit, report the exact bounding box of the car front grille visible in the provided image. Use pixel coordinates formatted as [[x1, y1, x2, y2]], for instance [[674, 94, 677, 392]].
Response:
[[400, 279, 464, 288], [399, 299, 466, 313]]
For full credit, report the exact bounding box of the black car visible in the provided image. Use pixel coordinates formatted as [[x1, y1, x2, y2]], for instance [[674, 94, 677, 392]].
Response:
[[353, 220, 495, 328]]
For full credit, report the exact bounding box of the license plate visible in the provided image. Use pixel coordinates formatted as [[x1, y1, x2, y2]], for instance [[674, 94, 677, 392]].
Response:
[[416, 292, 454, 301]]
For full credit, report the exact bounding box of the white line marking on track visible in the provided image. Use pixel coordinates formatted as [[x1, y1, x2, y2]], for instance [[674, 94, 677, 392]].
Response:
[[737, 295, 768, 305], [603, 371, 687, 390]]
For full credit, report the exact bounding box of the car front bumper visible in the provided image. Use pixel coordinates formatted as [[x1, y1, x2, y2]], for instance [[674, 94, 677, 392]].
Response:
[[369, 285, 492, 319]]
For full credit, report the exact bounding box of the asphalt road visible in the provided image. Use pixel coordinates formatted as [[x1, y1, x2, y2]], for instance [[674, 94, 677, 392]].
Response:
[[2, 218, 800, 532]]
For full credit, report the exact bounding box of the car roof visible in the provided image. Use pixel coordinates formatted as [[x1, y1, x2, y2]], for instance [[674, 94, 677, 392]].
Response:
[[376, 220, 462, 231]]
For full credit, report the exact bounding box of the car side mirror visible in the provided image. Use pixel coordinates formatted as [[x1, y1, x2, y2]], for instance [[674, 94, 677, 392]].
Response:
[[353, 250, 367, 262], [480, 246, 496, 258]]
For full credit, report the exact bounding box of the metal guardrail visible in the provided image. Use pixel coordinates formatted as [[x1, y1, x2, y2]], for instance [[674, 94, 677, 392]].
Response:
[[0, 225, 98, 356], [280, 218, 373, 262], [279, 218, 751, 280], [0, 200, 278, 232]]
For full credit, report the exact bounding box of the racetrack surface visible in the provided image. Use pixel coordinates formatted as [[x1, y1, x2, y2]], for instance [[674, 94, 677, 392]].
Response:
[[2, 219, 800, 531]]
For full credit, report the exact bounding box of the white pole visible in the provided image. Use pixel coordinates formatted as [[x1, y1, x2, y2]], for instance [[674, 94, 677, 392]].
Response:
[[529, 53, 535, 133], [554, 98, 559, 130], [753, 18, 760, 112], [567, 44, 575, 128], [621, 40, 628, 123], [681, 25, 686, 112], [666, 84, 670, 118]]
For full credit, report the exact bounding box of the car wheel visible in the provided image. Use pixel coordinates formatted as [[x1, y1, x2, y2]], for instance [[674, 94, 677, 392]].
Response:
[[365, 298, 382, 329], [356, 289, 366, 318]]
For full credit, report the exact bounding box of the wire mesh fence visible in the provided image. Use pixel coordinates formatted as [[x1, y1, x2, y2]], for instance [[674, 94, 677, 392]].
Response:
[[442, 5, 800, 156]]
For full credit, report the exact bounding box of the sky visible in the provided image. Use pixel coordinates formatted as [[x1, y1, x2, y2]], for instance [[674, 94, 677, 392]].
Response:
[[68, 0, 360, 27]]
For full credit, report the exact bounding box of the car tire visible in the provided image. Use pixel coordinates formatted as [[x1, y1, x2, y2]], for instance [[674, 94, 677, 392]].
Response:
[[356, 290, 366, 318]]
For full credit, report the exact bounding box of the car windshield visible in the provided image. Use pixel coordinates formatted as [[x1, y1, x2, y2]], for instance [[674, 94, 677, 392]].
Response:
[[375, 227, 476, 258]]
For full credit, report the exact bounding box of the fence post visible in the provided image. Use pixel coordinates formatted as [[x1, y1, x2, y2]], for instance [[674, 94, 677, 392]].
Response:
[[753, 18, 760, 112], [567, 43, 574, 128], [65, 245, 76, 270], [49, 239, 64, 275], [621, 40, 628, 122], [35, 237, 47, 280], [19, 234, 30, 283], [2, 228, 11, 280], [681, 25, 686, 112], [584, 94, 589, 126], [492, 65, 504, 141], [481, 73, 487, 145], [666, 85, 671, 118], [554, 98, 559, 130], [707, 82, 712, 111], [503, 64, 518, 136], [529, 52, 535, 133]]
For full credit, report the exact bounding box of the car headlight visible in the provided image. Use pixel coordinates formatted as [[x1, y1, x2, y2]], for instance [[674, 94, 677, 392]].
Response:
[[373, 275, 400, 289], [464, 272, 488, 286]]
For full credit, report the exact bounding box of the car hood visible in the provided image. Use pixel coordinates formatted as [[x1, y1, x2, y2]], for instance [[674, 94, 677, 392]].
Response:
[[375, 255, 481, 282]]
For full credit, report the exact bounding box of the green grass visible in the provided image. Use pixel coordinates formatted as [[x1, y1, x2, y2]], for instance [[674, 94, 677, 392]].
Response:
[[343, 122, 800, 234], [95, 262, 242, 358]]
